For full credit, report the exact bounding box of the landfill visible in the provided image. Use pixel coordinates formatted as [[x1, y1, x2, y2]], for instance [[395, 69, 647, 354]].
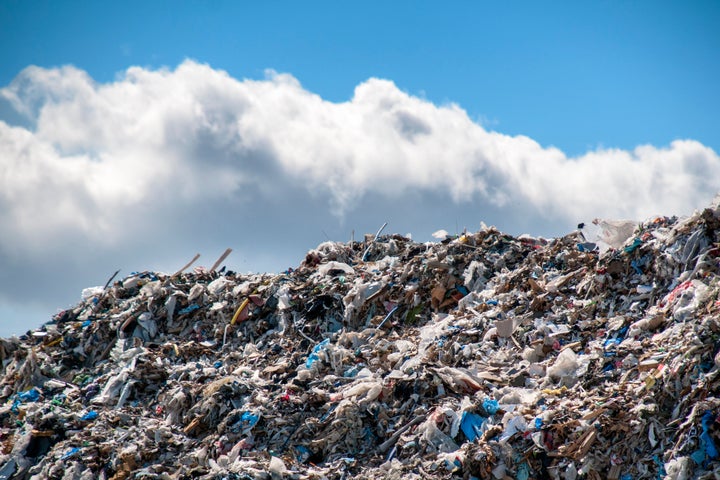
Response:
[[1, 201, 720, 480]]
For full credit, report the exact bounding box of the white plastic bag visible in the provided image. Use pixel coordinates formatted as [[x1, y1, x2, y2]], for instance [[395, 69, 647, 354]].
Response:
[[593, 218, 637, 250], [547, 348, 579, 381]]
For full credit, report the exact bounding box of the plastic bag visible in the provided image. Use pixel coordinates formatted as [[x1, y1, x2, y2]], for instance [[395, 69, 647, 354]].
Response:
[[547, 348, 579, 381], [418, 416, 459, 453], [593, 218, 637, 250]]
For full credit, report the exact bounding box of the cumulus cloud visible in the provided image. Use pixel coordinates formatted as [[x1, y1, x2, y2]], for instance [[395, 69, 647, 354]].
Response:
[[0, 59, 718, 335]]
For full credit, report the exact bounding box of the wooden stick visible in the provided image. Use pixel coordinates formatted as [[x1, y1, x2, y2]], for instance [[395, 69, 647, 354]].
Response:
[[210, 248, 233, 272], [103, 269, 121, 290], [173, 253, 201, 277]]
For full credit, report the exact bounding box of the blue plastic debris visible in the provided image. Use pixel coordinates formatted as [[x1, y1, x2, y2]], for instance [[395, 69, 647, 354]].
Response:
[[460, 412, 486, 441], [241, 411, 260, 428], [62, 447, 80, 460], [482, 398, 499, 415], [700, 410, 719, 459], [17, 388, 40, 403], [690, 410, 719, 466], [653, 455, 666, 479], [296, 445, 311, 463], [320, 404, 337, 422], [306, 338, 330, 369], [213, 361, 222, 368], [178, 304, 200, 315], [576, 242, 597, 252], [620, 474, 633, 480], [516, 461, 530, 480], [630, 259, 644, 275], [444, 456, 462, 472], [534, 418, 543, 429], [0, 458, 17, 479], [79, 411, 98, 422], [343, 366, 359, 378], [690, 448, 705, 465], [12, 388, 41, 412], [624, 237, 642, 253]]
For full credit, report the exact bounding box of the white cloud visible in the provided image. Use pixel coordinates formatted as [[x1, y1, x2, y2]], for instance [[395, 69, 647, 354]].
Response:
[[0, 59, 718, 335]]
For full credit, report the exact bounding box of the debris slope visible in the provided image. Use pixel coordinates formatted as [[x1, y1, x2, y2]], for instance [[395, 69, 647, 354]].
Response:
[[1, 204, 720, 479]]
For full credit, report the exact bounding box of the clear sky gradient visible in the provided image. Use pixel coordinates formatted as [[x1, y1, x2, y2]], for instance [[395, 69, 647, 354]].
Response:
[[1, 1, 719, 337]]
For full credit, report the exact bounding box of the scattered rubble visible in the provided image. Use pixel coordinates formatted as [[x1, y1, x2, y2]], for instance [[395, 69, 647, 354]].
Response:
[[1, 201, 720, 479]]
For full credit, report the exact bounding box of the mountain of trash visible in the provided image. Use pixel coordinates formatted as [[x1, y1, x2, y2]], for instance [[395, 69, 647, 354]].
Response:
[[1, 203, 720, 480]]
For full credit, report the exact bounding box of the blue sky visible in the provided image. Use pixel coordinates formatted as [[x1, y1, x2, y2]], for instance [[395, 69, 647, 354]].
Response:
[[3, 1, 719, 155], [1, 1, 719, 337]]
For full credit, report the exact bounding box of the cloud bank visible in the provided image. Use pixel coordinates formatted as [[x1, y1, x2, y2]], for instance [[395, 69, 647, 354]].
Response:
[[1, 60, 718, 334]]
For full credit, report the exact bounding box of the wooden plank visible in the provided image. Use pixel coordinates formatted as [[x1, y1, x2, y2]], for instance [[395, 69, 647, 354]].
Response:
[[210, 248, 233, 272], [173, 253, 201, 277]]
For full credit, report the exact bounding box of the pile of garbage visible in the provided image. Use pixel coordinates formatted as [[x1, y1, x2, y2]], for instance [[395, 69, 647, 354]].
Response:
[[1, 203, 720, 480]]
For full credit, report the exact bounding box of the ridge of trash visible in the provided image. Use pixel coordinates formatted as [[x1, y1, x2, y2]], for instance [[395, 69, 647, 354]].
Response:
[[1, 203, 720, 480]]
